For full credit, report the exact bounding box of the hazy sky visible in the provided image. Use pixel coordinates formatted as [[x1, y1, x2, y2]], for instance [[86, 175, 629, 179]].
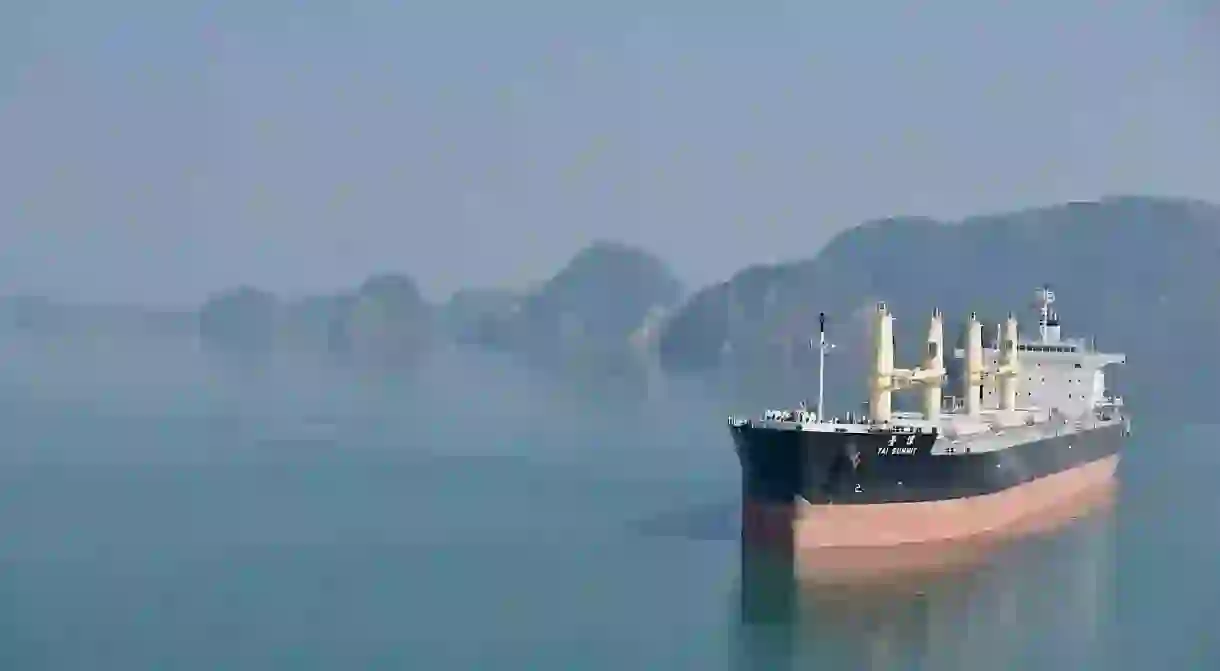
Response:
[[2, 1, 1219, 305]]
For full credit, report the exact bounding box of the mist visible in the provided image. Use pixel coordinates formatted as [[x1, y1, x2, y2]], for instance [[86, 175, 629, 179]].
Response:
[[4, 2, 1220, 305], [5, 1, 1220, 666]]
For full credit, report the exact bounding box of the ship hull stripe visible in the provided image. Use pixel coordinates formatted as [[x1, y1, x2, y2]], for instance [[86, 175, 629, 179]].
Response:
[[731, 421, 1124, 505]]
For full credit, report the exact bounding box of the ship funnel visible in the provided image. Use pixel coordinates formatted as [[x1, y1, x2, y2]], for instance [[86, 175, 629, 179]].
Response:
[[999, 312, 1020, 411], [922, 309, 945, 420], [869, 301, 895, 423], [963, 311, 983, 416]]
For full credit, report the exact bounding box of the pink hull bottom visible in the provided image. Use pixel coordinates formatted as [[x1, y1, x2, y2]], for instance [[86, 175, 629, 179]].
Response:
[[742, 455, 1119, 584]]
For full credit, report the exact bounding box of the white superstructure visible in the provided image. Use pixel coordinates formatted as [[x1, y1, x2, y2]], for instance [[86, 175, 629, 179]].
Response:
[[735, 285, 1128, 453], [863, 285, 1125, 435]]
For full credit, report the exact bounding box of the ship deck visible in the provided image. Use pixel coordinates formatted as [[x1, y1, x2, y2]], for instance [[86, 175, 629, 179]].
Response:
[[733, 405, 1127, 456]]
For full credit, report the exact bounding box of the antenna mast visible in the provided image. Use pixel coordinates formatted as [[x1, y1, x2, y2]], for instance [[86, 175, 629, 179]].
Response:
[[1036, 285, 1055, 343], [816, 312, 834, 420]]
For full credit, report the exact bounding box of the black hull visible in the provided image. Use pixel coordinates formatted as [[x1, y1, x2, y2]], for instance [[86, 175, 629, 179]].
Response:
[[730, 421, 1124, 506]]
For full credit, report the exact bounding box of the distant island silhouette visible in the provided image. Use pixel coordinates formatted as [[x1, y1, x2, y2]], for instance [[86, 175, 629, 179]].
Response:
[[3, 195, 1214, 417], [659, 195, 1217, 418]]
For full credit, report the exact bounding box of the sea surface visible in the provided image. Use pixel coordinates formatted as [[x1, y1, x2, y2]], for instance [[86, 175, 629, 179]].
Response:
[[0, 336, 1215, 669]]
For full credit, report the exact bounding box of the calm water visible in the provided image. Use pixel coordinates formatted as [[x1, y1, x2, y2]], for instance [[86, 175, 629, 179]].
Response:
[[0, 338, 1214, 669]]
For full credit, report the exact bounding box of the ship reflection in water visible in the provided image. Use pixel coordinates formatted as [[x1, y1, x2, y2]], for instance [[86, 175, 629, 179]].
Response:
[[732, 480, 1117, 670]]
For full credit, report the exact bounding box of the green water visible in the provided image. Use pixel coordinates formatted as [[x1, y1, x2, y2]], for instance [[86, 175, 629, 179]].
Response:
[[0, 339, 1211, 669]]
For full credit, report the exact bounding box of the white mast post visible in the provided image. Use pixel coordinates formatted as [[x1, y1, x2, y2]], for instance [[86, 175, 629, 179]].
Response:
[[816, 312, 834, 421]]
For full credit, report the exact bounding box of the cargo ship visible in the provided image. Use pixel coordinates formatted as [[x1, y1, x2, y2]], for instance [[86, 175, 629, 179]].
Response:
[[728, 286, 1128, 575]]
